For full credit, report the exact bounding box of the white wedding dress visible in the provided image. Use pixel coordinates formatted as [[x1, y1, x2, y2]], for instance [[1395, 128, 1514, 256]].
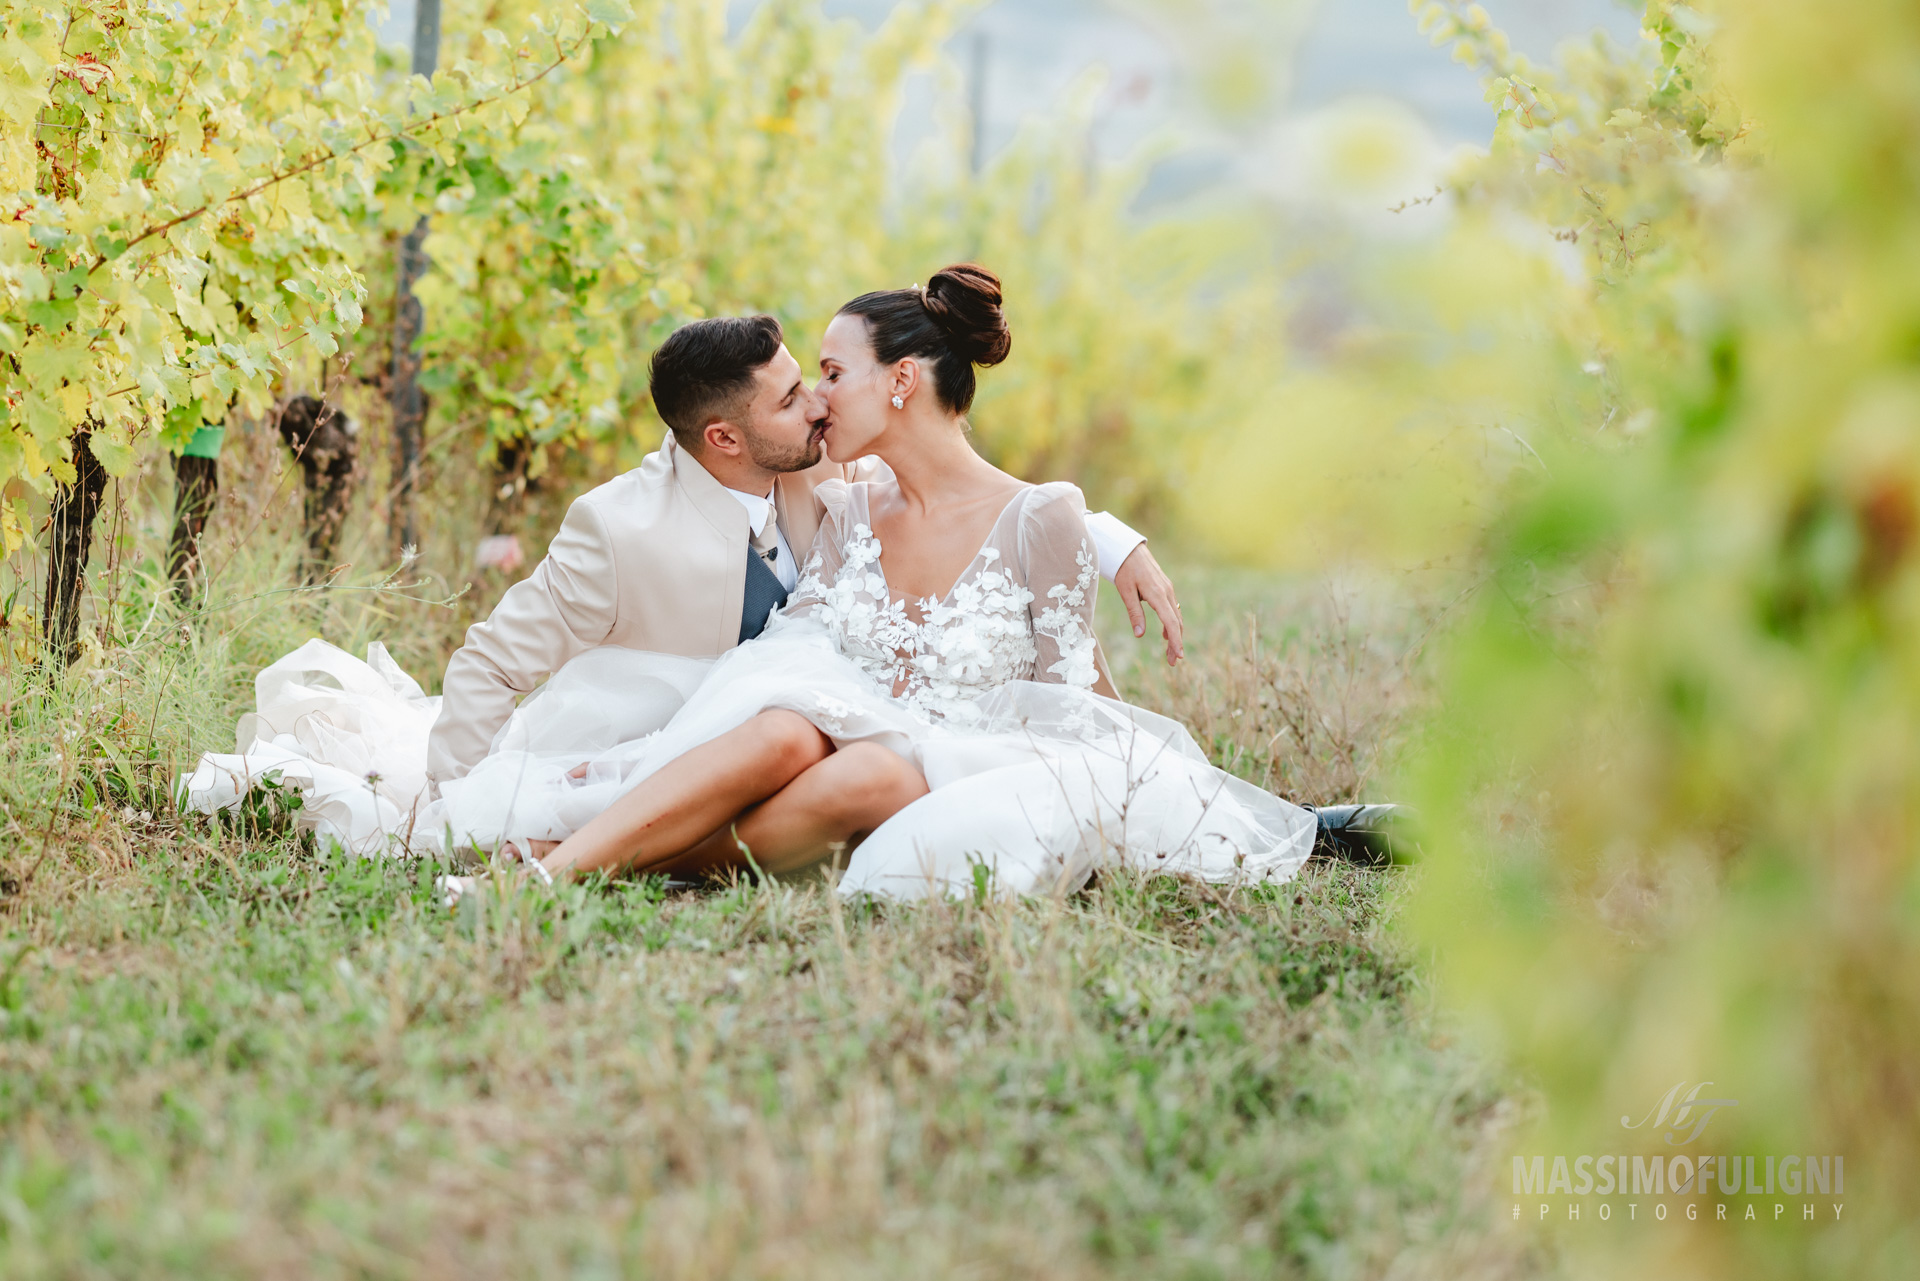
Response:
[[185, 481, 1314, 898]]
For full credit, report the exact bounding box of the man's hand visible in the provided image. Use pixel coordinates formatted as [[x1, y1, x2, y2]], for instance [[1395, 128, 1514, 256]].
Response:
[[1113, 543, 1184, 665]]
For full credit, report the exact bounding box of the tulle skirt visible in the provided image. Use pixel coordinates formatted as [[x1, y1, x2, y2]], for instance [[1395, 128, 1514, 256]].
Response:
[[184, 625, 1314, 899]]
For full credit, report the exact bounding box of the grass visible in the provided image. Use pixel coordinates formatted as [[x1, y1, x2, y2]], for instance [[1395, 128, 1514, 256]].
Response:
[[0, 449, 1540, 1278], [1, 847, 1529, 1278]]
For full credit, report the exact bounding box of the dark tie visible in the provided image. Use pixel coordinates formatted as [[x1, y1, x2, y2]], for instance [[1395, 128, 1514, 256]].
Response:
[[739, 536, 790, 644], [749, 513, 781, 574]]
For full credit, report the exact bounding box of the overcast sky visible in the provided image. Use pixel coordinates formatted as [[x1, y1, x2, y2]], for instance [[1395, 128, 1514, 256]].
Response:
[[715, 0, 1640, 150], [382, 0, 1644, 203]]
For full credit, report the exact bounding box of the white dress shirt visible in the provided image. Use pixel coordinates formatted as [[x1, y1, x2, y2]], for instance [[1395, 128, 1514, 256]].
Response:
[[1082, 509, 1147, 581], [726, 484, 799, 591]]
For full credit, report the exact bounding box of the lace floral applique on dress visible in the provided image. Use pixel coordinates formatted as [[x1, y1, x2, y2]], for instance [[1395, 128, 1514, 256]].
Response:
[[784, 482, 1100, 724], [1034, 540, 1100, 688]]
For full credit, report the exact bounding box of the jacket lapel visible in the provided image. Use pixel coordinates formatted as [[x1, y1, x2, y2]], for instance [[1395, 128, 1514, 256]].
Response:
[[664, 433, 752, 652]]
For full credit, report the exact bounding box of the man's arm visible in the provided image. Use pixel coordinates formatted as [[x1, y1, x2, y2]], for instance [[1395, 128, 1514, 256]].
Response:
[[427, 500, 620, 784], [1084, 510, 1184, 665]]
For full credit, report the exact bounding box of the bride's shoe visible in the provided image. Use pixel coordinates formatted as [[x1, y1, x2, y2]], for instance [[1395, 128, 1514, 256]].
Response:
[[438, 872, 479, 907], [437, 841, 555, 907]]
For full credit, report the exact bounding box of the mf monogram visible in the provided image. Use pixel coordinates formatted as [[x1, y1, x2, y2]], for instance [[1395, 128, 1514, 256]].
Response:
[[1621, 1081, 1739, 1146]]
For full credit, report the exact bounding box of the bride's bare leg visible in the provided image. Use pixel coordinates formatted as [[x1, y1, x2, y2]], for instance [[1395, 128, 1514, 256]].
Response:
[[665, 742, 930, 876], [538, 711, 832, 880]]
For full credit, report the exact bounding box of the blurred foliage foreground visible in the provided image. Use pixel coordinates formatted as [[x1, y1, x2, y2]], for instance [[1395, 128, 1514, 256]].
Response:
[[1318, 3, 1919, 1279]]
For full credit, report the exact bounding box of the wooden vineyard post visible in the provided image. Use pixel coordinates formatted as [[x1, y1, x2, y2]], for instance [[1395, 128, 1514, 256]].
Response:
[[388, 0, 441, 561]]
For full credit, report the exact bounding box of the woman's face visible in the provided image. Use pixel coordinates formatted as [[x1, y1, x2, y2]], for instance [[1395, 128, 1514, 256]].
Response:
[[815, 313, 892, 463]]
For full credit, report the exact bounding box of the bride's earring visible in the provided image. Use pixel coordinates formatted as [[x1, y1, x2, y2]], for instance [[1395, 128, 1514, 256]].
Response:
[[891, 394, 904, 409]]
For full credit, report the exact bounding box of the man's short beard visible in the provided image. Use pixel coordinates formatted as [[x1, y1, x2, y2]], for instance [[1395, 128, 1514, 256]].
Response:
[[740, 416, 822, 473]]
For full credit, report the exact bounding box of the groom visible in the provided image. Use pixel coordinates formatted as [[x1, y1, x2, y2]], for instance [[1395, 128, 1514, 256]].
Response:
[[426, 315, 1185, 786]]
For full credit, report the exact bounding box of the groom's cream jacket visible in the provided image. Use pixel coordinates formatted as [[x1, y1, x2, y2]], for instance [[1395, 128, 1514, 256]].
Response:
[[428, 431, 1145, 784], [428, 431, 871, 783]]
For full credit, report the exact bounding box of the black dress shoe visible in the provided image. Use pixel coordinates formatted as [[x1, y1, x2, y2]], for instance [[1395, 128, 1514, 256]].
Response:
[[1308, 803, 1414, 867]]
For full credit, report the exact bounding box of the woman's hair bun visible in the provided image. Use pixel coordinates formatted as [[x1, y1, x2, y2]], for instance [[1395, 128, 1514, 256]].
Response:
[[920, 263, 1012, 368], [836, 262, 1013, 413]]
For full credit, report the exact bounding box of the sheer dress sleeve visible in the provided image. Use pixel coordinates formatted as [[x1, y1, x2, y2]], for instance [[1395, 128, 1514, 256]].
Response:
[[1015, 483, 1101, 688], [781, 479, 853, 625]]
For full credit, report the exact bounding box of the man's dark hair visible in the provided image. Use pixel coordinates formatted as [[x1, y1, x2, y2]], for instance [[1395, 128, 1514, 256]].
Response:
[[648, 315, 785, 452]]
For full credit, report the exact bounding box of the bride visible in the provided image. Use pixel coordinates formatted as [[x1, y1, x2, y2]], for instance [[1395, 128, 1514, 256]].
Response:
[[190, 265, 1316, 898]]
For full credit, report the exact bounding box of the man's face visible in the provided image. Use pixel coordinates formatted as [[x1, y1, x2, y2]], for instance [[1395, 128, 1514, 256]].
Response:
[[731, 344, 825, 473]]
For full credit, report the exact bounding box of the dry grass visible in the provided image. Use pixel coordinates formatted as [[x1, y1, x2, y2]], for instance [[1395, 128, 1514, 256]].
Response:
[[1102, 570, 1425, 806]]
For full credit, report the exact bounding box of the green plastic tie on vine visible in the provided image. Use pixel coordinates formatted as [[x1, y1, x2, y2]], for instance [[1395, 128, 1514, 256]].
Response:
[[181, 427, 226, 460]]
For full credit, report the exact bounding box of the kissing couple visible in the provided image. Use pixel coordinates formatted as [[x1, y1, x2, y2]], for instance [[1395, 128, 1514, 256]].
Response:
[[190, 265, 1351, 898]]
